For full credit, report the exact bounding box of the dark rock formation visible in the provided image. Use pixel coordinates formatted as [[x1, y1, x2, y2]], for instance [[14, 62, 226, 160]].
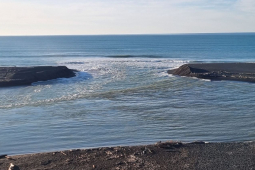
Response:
[[0, 66, 76, 87], [168, 63, 255, 83]]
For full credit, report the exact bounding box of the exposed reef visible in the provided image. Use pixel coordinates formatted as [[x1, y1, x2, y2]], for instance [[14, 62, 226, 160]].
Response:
[[168, 63, 255, 83], [0, 66, 76, 87]]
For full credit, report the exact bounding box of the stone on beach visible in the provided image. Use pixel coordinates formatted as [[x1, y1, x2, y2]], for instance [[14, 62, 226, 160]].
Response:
[[8, 163, 20, 170]]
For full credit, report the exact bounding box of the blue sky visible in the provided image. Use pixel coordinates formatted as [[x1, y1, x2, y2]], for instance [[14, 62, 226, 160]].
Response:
[[0, 0, 254, 35]]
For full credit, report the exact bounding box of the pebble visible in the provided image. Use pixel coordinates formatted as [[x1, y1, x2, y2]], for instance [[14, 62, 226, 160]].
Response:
[[8, 163, 20, 170], [40, 160, 51, 165]]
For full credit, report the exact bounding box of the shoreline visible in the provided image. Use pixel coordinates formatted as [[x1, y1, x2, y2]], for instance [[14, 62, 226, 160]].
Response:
[[1, 141, 255, 170]]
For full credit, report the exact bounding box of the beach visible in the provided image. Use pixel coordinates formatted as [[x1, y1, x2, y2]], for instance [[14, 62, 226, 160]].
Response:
[[1, 141, 255, 170]]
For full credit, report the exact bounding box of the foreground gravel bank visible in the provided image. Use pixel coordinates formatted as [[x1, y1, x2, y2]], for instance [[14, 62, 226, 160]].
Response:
[[1, 141, 255, 170]]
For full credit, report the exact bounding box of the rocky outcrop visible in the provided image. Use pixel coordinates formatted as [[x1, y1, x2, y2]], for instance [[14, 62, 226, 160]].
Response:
[[0, 66, 76, 87], [168, 63, 255, 83]]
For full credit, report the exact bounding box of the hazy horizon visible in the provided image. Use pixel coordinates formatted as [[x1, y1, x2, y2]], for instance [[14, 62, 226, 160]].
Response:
[[1, 0, 255, 36], [1, 32, 255, 37]]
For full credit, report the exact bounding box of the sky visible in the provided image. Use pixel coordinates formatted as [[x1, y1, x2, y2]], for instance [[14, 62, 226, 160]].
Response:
[[0, 0, 255, 35]]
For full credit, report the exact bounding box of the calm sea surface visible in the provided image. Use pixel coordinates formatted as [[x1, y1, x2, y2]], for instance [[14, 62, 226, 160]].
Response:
[[1, 34, 255, 155]]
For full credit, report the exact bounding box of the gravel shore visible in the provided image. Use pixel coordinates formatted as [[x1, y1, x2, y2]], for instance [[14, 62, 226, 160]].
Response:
[[1, 141, 255, 170]]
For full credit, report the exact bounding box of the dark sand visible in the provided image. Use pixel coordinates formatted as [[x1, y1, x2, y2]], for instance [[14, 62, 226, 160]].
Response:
[[168, 63, 255, 83], [0, 66, 75, 87], [1, 141, 255, 170]]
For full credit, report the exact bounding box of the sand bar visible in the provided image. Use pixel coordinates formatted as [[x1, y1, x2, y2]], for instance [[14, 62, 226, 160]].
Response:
[[168, 63, 255, 83], [0, 66, 75, 87]]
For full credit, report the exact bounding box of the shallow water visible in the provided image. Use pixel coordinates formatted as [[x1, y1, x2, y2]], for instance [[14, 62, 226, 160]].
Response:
[[1, 34, 255, 155]]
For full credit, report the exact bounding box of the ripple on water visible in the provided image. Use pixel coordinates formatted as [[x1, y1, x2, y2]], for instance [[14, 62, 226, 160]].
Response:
[[1, 58, 255, 155]]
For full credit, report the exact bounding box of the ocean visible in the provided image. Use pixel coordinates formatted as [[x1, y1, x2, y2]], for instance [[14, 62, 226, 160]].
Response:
[[1, 33, 255, 155]]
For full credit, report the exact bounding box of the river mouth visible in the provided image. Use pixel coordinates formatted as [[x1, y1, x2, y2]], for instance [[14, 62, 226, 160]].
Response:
[[1, 34, 255, 155], [1, 58, 255, 155]]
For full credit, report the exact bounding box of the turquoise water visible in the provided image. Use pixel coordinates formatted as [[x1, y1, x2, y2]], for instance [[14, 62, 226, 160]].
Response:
[[1, 33, 255, 155]]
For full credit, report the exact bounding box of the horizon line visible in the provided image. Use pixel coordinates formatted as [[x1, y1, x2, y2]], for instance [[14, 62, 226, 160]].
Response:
[[0, 32, 255, 37]]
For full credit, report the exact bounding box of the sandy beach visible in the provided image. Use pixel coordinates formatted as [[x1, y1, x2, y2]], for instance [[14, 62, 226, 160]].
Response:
[[1, 141, 255, 170]]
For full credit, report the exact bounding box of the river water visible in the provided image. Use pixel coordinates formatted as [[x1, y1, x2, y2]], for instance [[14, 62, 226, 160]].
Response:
[[1, 34, 255, 155]]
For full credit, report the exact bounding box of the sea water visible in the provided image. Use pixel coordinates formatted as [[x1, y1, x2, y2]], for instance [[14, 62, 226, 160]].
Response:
[[1, 33, 255, 155]]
